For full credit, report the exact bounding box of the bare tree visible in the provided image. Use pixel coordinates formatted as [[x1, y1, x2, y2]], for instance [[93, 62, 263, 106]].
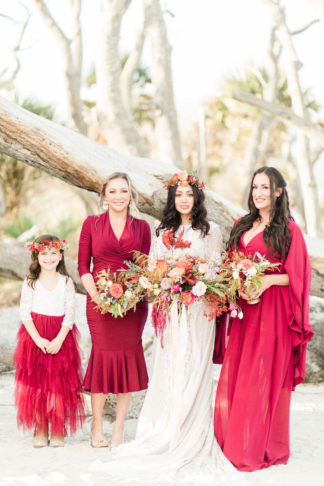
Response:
[[0, 6, 31, 89], [96, 0, 148, 156], [241, 24, 281, 207], [263, 0, 322, 237], [142, 0, 183, 166], [33, 0, 87, 134]]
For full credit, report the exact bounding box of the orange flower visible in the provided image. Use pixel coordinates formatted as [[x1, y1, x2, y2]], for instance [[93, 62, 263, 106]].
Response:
[[175, 259, 193, 270], [156, 259, 169, 273], [109, 283, 124, 299]]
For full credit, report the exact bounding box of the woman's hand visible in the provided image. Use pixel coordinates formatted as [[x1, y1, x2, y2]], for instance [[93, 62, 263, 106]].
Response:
[[91, 291, 101, 306], [240, 275, 273, 301], [35, 336, 50, 354], [46, 336, 64, 354]]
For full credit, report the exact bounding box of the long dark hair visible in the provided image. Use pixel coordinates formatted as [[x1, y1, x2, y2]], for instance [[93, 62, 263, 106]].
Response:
[[228, 167, 293, 258], [156, 184, 210, 237], [27, 234, 70, 289]]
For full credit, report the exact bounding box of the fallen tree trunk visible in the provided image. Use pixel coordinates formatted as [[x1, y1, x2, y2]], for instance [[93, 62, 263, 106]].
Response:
[[0, 96, 235, 237]]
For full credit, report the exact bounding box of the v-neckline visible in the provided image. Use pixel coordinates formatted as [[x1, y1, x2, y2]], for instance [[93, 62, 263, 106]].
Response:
[[108, 213, 129, 242], [38, 274, 61, 292], [242, 229, 264, 248]]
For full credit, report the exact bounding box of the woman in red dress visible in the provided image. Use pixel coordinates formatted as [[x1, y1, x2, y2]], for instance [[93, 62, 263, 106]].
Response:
[[214, 166, 313, 471], [78, 172, 151, 448]]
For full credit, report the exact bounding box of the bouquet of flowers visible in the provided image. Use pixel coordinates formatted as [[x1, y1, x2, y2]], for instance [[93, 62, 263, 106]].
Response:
[[220, 250, 281, 316], [95, 268, 146, 318], [122, 228, 228, 345]]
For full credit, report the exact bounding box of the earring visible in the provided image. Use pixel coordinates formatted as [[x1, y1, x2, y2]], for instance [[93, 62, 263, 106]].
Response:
[[102, 201, 109, 211]]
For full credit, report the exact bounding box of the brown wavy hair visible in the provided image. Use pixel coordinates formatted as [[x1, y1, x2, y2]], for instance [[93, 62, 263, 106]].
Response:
[[156, 184, 210, 237], [227, 167, 293, 259], [27, 234, 70, 289]]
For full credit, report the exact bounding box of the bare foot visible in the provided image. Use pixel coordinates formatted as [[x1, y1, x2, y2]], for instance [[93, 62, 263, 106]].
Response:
[[111, 425, 124, 446]]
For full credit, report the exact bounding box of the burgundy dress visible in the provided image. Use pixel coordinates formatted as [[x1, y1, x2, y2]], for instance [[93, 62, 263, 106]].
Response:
[[78, 212, 151, 394], [214, 220, 313, 471]]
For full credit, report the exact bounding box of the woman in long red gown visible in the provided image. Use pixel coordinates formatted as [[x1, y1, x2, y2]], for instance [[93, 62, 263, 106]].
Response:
[[214, 166, 313, 471], [78, 172, 151, 448]]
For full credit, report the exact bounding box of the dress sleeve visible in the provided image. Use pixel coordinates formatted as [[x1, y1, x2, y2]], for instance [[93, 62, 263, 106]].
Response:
[[78, 216, 92, 277], [141, 220, 151, 255], [61, 278, 75, 330], [283, 221, 314, 388], [19, 278, 33, 323], [206, 223, 223, 262]]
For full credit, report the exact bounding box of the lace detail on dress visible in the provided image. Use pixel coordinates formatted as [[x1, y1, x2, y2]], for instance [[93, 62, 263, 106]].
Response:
[[61, 277, 75, 330], [19, 278, 33, 323]]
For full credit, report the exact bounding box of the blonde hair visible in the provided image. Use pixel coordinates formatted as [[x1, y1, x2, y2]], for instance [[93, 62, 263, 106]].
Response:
[[100, 172, 140, 218]]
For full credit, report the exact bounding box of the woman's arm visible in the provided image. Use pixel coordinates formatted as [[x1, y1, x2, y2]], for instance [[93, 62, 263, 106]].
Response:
[[78, 217, 101, 304], [240, 273, 289, 301]]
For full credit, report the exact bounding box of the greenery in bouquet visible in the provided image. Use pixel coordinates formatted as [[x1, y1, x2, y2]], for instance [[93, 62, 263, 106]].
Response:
[[95, 268, 146, 318], [220, 250, 281, 316], [123, 243, 228, 346]]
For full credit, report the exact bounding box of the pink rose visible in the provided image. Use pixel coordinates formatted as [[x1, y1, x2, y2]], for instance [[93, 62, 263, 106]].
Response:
[[180, 291, 195, 306], [171, 283, 181, 292]]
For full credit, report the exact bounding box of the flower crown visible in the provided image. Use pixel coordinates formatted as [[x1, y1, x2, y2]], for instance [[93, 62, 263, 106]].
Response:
[[165, 170, 205, 190], [25, 239, 68, 253]]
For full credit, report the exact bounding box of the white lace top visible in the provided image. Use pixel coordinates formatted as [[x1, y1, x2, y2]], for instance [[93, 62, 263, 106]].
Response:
[[19, 274, 75, 329], [153, 221, 223, 261]]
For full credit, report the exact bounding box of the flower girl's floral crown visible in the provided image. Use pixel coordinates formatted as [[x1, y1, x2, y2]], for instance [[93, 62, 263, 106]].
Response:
[[25, 239, 68, 253], [165, 170, 205, 190]]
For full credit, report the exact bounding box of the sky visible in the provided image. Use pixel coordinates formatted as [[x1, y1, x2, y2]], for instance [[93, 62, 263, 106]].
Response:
[[1, 0, 324, 131]]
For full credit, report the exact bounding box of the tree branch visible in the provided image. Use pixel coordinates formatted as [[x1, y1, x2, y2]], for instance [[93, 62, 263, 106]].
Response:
[[290, 19, 320, 36], [232, 90, 324, 148], [33, 0, 87, 135]]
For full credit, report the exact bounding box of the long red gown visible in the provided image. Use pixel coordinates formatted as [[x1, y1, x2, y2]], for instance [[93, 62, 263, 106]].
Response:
[[78, 212, 151, 394], [214, 220, 313, 472]]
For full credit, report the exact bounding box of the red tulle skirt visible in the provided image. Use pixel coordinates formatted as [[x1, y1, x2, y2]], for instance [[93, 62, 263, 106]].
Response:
[[14, 312, 86, 436]]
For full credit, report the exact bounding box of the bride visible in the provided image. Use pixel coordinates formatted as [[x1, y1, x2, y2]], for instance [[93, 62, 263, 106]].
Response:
[[92, 171, 247, 485]]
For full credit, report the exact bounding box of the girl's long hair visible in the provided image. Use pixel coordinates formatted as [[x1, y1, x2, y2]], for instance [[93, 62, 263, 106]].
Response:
[[27, 234, 70, 289], [228, 166, 293, 258], [156, 184, 210, 237]]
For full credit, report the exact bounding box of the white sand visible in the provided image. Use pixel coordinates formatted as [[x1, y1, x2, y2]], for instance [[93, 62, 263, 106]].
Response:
[[1, 299, 323, 485], [0, 371, 323, 486]]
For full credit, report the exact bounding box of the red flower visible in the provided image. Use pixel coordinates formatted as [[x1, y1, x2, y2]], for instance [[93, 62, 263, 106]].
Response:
[[36, 244, 44, 252], [109, 283, 124, 299], [43, 240, 50, 246]]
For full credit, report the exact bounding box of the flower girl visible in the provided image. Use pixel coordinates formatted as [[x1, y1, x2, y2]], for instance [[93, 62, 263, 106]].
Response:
[[14, 235, 85, 447]]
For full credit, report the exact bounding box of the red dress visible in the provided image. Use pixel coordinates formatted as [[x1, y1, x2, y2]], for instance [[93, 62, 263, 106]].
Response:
[[214, 220, 313, 471], [78, 212, 151, 394]]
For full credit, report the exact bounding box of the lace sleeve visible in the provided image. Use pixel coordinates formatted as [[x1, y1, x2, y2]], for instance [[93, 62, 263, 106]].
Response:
[[150, 232, 158, 259], [19, 278, 33, 323], [206, 223, 223, 262], [61, 278, 75, 329]]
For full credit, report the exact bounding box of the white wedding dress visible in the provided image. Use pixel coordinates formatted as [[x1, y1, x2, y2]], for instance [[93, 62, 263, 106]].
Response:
[[90, 223, 248, 485]]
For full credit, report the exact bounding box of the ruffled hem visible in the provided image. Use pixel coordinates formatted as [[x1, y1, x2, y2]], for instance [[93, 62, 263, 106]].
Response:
[[83, 343, 148, 394], [14, 313, 85, 436]]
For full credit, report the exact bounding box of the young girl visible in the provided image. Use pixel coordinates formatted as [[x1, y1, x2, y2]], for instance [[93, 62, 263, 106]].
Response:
[[14, 234, 85, 447]]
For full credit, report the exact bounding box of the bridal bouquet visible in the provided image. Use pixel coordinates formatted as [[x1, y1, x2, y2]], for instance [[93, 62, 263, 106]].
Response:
[[95, 268, 146, 318], [122, 228, 228, 345], [221, 251, 280, 313]]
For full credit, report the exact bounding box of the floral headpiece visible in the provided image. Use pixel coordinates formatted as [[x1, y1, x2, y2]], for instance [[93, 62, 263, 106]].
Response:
[[165, 170, 205, 190], [25, 239, 68, 253]]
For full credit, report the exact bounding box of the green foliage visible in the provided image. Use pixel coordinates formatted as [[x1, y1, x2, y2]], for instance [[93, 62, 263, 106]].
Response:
[[4, 214, 34, 238], [15, 95, 55, 119], [48, 216, 80, 240]]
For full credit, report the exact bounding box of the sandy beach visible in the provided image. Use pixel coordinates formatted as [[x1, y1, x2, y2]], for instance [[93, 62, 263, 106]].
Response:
[[0, 300, 323, 486]]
